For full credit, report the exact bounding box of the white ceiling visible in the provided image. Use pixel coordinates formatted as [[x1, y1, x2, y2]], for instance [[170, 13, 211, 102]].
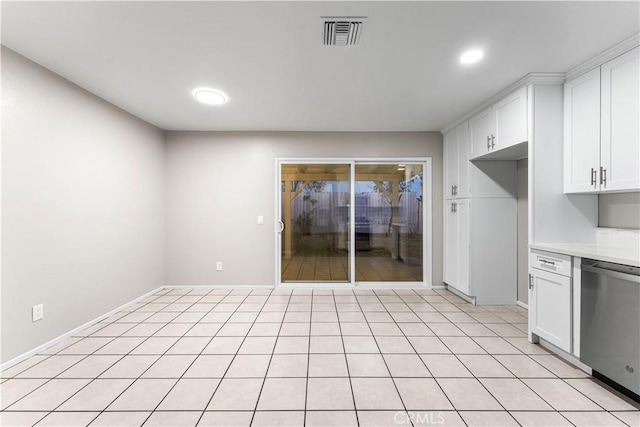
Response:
[[2, 1, 638, 131]]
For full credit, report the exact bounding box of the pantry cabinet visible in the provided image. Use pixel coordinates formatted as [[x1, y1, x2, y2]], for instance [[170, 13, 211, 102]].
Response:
[[564, 47, 639, 194], [470, 87, 528, 158], [443, 199, 469, 295], [444, 96, 518, 304], [443, 196, 516, 304]]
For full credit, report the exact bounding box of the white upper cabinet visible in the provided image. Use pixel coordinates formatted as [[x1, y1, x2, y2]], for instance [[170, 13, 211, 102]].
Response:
[[470, 87, 528, 158], [600, 47, 640, 192], [470, 107, 493, 158], [456, 121, 470, 198], [443, 129, 458, 200], [443, 122, 470, 199], [493, 87, 528, 151], [564, 46, 640, 194], [564, 68, 601, 193]]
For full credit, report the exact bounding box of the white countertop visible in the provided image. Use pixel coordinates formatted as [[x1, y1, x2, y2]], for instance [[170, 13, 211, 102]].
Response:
[[530, 242, 640, 267]]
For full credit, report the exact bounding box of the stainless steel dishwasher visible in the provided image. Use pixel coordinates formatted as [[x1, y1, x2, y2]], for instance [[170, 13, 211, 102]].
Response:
[[581, 258, 640, 400]]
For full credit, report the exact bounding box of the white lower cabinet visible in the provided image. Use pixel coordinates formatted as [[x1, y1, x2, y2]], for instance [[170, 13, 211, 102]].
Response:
[[444, 197, 516, 304], [529, 250, 572, 353], [444, 200, 469, 295]]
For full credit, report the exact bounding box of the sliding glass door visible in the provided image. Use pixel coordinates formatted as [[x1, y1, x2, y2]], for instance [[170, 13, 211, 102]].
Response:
[[354, 163, 424, 282], [280, 163, 351, 283], [278, 160, 428, 286]]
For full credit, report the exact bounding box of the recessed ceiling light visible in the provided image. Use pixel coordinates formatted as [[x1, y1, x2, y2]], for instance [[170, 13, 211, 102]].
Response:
[[193, 88, 228, 105], [460, 49, 484, 65]]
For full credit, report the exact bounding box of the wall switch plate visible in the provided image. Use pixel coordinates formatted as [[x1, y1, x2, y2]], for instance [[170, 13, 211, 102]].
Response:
[[32, 304, 44, 322], [216, 262, 223, 271], [257, 215, 264, 225]]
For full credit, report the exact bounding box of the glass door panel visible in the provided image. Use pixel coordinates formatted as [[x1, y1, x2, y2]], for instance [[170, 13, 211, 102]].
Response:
[[354, 163, 423, 282], [280, 163, 351, 283]]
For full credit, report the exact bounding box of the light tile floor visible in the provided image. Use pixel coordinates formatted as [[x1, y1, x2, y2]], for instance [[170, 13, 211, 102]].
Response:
[[1, 288, 639, 426]]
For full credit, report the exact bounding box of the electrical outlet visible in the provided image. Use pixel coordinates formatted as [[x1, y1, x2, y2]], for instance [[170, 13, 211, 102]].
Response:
[[32, 304, 44, 322], [257, 215, 264, 225], [216, 262, 223, 271]]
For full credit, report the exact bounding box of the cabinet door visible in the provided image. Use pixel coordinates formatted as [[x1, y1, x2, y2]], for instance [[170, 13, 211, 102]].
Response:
[[529, 268, 571, 352], [443, 201, 458, 286], [456, 122, 470, 198], [564, 67, 601, 193], [601, 47, 640, 192], [469, 108, 493, 158], [455, 199, 470, 295], [443, 129, 458, 200], [494, 86, 528, 151]]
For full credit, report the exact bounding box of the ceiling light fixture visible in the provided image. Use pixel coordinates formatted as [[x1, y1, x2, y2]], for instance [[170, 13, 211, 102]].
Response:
[[460, 49, 484, 65], [193, 88, 228, 105]]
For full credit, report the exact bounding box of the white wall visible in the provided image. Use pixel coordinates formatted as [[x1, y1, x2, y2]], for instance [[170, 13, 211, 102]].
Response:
[[517, 159, 528, 305], [164, 131, 443, 287], [1, 48, 165, 363]]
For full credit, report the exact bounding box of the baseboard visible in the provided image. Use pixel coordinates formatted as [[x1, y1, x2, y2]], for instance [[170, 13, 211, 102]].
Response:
[[538, 337, 592, 374], [277, 283, 431, 290], [1, 285, 165, 371], [516, 300, 529, 310], [444, 285, 476, 304], [165, 284, 275, 289]]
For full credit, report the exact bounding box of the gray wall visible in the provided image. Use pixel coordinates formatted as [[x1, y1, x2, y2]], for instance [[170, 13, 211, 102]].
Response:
[[599, 193, 640, 230], [517, 159, 528, 305], [164, 131, 443, 287], [1, 48, 165, 363]]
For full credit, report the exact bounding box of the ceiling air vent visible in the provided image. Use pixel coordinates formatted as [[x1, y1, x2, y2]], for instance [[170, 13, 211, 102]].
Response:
[[323, 17, 366, 46]]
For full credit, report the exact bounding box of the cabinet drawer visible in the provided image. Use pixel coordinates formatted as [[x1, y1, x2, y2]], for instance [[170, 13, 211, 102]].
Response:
[[530, 250, 572, 277]]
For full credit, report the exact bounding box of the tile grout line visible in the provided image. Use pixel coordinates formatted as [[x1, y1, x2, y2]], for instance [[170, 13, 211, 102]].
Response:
[[247, 288, 294, 426], [2, 287, 637, 426], [191, 289, 269, 427], [138, 288, 237, 426], [29, 288, 221, 425], [389, 289, 459, 420], [399, 288, 515, 423], [424, 289, 557, 424], [75, 288, 225, 427], [423, 289, 605, 425], [353, 289, 414, 426], [0, 289, 179, 419], [303, 289, 314, 426], [333, 288, 360, 427]]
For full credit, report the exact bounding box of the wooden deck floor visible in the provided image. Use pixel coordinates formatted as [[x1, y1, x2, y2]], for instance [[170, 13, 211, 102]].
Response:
[[281, 251, 423, 282]]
